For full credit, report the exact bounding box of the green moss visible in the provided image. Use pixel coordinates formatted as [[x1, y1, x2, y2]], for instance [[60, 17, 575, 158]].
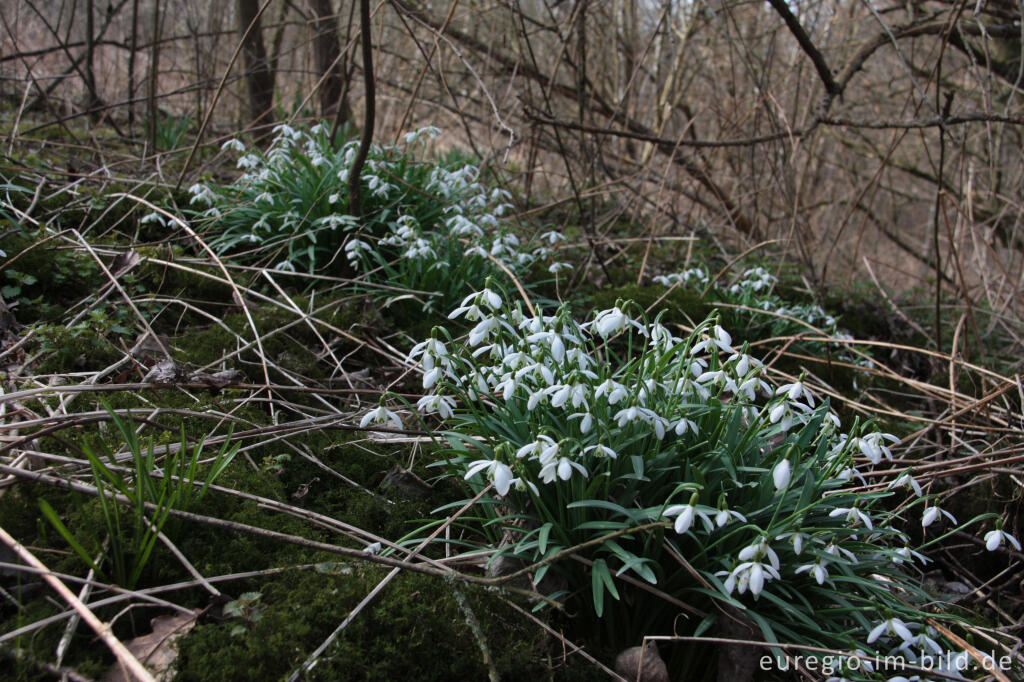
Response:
[[174, 569, 599, 681]]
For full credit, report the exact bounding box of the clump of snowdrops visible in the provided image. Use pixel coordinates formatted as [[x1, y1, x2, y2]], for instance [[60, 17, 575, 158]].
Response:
[[187, 124, 562, 311], [377, 283, 1014, 680], [655, 265, 872, 368]]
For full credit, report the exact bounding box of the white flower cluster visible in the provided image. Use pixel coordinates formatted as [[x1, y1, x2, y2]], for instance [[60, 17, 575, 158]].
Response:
[[208, 125, 564, 281], [655, 265, 871, 367], [390, 290, 1018, 670]]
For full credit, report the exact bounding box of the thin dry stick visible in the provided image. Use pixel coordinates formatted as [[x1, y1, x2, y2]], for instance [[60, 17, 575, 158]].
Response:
[[0, 525, 157, 682]]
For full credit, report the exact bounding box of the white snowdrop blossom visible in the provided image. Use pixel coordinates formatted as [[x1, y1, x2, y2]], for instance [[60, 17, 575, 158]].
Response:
[[539, 456, 588, 484], [921, 505, 956, 528], [889, 471, 923, 497], [829, 506, 873, 531], [984, 529, 1022, 552], [867, 618, 914, 644], [714, 507, 746, 527], [851, 431, 901, 464], [691, 325, 734, 355], [775, 380, 816, 407], [595, 379, 628, 405], [591, 306, 636, 338], [795, 559, 829, 585], [140, 212, 166, 227], [464, 458, 514, 496], [221, 138, 247, 153], [583, 443, 618, 459], [778, 532, 807, 555], [664, 502, 714, 535], [416, 394, 456, 419], [772, 459, 791, 491], [359, 404, 403, 430]]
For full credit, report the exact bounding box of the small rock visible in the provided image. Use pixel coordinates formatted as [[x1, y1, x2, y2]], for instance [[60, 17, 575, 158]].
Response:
[[614, 641, 669, 682]]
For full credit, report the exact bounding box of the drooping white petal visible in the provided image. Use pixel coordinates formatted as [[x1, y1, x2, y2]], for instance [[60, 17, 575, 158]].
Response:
[[772, 459, 791, 491]]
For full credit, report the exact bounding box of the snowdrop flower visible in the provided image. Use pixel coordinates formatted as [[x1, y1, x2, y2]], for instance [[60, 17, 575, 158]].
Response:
[[714, 507, 746, 528], [539, 456, 588, 484], [594, 379, 628, 405], [736, 374, 770, 401], [188, 183, 215, 206], [664, 501, 714, 535], [583, 444, 618, 459], [236, 154, 260, 170], [272, 123, 298, 139], [823, 542, 857, 563], [891, 545, 927, 566], [672, 417, 698, 436], [696, 369, 738, 394], [984, 528, 1022, 552], [359, 404, 403, 430], [851, 431, 900, 464], [415, 394, 455, 419], [795, 559, 829, 585], [648, 322, 680, 350], [539, 230, 565, 245], [403, 125, 441, 144], [344, 239, 371, 265], [592, 306, 636, 338], [899, 626, 944, 656], [889, 471, 923, 497], [614, 405, 642, 427], [775, 379, 815, 407], [547, 382, 589, 409], [548, 262, 573, 274], [516, 435, 558, 464], [866, 617, 914, 644], [778, 532, 807, 555], [468, 317, 500, 346], [921, 505, 956, 528], [408, 336, 450, 373], [221, 138, 246, 153], [769, 399, 811, 432], [772, 459, 791, 491], [721, 557, 780, 597], [464, 458, 514, 496], [526, 330, 569, 363], [570, 411, 594, 434], [450, 288, 502, 320], [738, 537, 780, 571], [727, 351, 761, 378], [691, 325, 734, 355], [829, 505, 873, 530]]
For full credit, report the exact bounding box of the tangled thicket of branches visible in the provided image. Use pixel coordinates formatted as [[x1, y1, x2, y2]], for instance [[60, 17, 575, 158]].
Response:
[[5, 1, 1024, 312], [2, 1, 1024, 680]]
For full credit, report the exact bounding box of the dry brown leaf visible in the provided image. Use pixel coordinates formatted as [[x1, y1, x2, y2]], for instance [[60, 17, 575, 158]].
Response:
[[100, 610, 198, 682]]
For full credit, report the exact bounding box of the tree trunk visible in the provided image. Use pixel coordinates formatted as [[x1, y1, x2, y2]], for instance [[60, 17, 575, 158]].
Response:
[[308, 0, 349, 121], [236, 0, 276, 129]]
